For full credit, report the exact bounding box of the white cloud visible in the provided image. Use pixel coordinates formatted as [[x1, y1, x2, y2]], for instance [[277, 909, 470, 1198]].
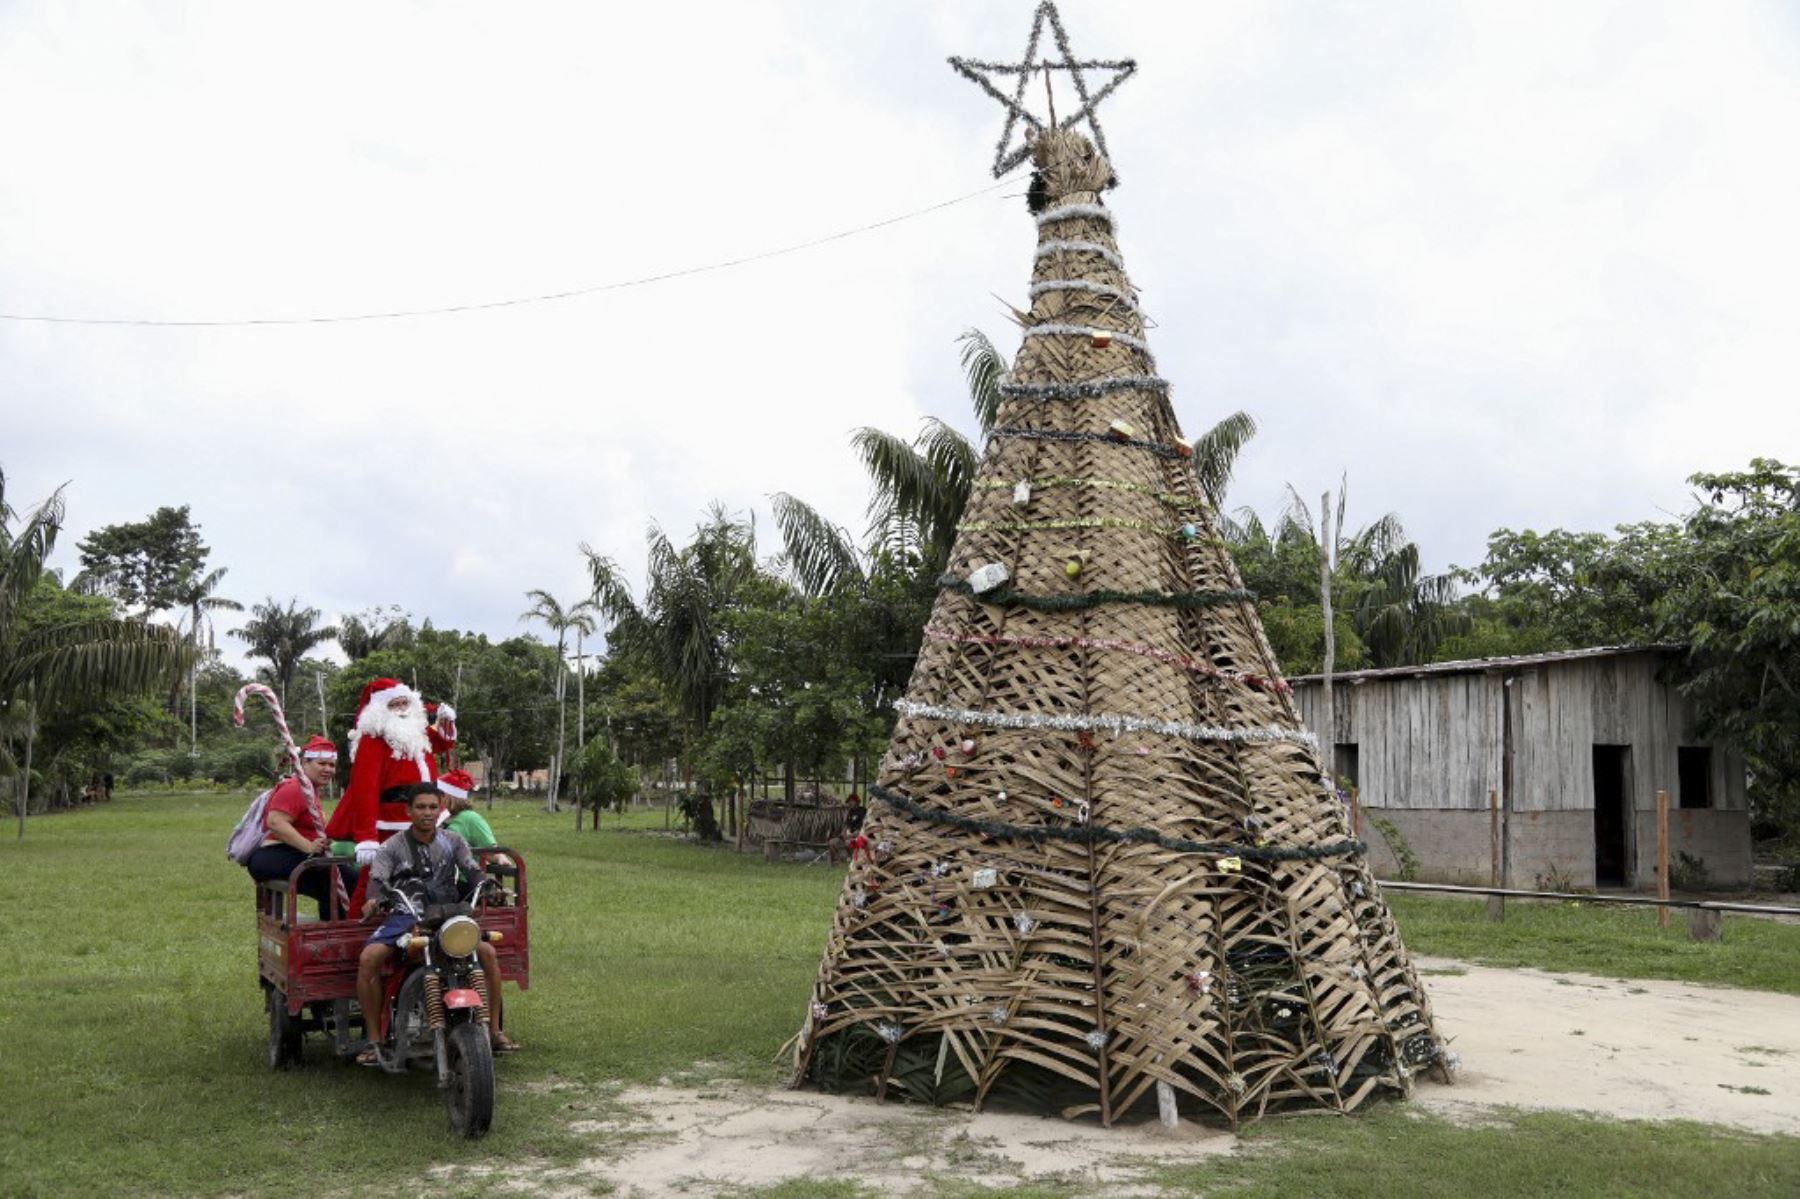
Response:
[[3, 0, 1795, 663]]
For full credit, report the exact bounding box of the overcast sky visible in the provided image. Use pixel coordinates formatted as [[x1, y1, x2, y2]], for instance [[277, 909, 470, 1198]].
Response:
[[5, 1, 1797, 664]]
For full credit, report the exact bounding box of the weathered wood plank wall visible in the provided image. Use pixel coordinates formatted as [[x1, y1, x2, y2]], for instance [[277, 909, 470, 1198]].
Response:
[[1293, 651, 1745, 814]]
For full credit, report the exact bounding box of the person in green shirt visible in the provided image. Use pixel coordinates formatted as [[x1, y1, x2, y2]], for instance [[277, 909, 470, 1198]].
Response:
[[436, 769, 496, 848]]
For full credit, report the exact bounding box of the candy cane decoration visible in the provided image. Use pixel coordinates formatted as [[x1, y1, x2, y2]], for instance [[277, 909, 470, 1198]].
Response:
[[234, 683, 349, 915]]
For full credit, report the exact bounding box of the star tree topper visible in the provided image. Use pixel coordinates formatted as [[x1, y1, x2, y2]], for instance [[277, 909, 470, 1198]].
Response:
[[948, 1, 1137, 179]]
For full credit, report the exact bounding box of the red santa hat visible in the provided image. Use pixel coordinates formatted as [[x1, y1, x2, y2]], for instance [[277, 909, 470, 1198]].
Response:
[[354, 677, 413, 720], [301, 735, 338, 761], [437, 769, 476, 799]]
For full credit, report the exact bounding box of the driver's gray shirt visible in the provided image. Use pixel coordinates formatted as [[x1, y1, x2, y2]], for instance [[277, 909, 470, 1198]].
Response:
[[368, 828, 480, 901]]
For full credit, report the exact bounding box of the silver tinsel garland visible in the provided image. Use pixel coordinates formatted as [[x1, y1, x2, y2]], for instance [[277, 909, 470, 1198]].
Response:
[[895, 699, 1318, 750], [1028, 278, 1138, 311], [1023, 322, 1154, 363], [1035, 239, 1126, 270], [997, 374, 1167, 399], [1035, 202, 1114, 229]]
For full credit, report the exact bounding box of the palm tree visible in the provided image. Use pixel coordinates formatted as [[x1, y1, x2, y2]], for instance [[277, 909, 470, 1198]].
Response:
[[335, 606, 414, 661], [584, 506, 760, 838], [520, 590, 597, 814], [1280, 482, 1468, 671], [775, 328, 1259, 596], [231, 597, 337, 708], [172, 566, 241, 754], [1, 469, 191, 837]]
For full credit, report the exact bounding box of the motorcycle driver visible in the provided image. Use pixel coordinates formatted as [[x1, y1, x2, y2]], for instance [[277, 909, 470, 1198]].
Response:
[[354, 782, 518, 1061]]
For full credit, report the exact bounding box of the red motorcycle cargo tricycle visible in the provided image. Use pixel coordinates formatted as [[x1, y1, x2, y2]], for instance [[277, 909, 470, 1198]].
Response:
[[254, 847, 529, 1137]]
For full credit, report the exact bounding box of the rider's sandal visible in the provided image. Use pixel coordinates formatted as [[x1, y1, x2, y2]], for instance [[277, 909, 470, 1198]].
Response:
[[492, 1031, 521, 1054], [356, 1046, 381, 1067]]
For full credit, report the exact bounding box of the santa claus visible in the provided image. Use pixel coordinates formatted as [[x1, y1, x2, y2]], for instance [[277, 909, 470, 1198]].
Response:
[[326, 678, 457, 907]]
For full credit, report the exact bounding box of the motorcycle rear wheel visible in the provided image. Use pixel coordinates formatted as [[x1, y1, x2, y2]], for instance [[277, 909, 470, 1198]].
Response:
[[444, 1021, 494, 1137], [266, 986, 303, 1070]]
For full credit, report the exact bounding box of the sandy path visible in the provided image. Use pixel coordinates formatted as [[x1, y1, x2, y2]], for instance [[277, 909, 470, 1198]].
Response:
[[1418, 957, 1800, 1134], [525, 959, 1800, 1197]]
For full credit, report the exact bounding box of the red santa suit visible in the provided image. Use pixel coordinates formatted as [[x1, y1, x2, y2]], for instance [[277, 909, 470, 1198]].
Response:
[[326, 678, 457, 913]]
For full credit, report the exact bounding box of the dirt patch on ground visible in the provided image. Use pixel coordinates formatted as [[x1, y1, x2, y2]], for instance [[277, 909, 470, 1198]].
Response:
[[1417, 956, 1800, 1135], [507, 958, 1800, 1196]]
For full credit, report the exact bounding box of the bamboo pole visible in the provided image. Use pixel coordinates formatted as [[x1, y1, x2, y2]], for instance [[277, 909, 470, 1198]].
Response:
[[1656, 789, 1670, 928], [1487, 789, 1505, 923]]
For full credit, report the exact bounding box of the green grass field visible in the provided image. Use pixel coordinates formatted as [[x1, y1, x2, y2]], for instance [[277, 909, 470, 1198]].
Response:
[[1, 792, 1796, 1197]]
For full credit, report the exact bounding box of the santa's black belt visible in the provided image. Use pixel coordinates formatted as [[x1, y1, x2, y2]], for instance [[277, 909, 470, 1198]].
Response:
[[381, 786, 414, 805]]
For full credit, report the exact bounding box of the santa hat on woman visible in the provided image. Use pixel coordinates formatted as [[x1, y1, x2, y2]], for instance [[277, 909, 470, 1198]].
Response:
[[301, 734, 338, 761]]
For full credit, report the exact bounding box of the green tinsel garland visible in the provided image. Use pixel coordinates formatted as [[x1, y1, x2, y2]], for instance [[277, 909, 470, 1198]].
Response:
[[974, 475, 1198, 508], [869, 783, 1366, 863], [938, 574, 1254, 610]]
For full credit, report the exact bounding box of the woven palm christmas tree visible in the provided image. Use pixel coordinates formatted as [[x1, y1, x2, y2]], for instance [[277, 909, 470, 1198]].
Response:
[[792, 4, 1450, 1128]]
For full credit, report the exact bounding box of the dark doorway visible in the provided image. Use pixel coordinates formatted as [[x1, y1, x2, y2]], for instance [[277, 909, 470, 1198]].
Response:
[[1678, 747, 1713, 809], [1592, 745, 1632, 886]]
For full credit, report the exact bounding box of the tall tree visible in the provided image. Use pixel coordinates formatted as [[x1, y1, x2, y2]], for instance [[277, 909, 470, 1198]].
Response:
[[336, 606, 415, 661], [1, 470, 190, 836], [74, 505, 209, 615], [172, 566, 240, 753], [585, 506, 760, 838], [231, 597, 336, 708], [519, 590, 596, 814]]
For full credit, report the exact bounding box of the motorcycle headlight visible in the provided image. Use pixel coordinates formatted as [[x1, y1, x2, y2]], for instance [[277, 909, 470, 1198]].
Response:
[[438, 914, 481, 959]]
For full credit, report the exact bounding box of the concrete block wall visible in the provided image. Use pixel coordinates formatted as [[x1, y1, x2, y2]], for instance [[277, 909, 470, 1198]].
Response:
[[1633, 807, 1754, 887], [1362, 806, 1595, 889], [1362, 805, 1754, 889]]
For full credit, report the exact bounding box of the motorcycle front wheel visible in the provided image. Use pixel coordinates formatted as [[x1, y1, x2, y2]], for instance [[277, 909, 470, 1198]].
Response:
[[444, 1021, 494, 1138]]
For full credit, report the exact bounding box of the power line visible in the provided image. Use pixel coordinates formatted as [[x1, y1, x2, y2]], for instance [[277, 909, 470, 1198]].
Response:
[[0, 175, 1024, 329]]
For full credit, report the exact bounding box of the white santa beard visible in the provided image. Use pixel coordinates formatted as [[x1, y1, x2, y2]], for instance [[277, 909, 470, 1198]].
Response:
[[355, 700, 431, 763]]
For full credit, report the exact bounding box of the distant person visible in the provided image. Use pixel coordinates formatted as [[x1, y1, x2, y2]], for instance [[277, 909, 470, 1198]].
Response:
[[245, 735, 356, 917], [437, 769, 496, 848], [828, 793, 866, 865]]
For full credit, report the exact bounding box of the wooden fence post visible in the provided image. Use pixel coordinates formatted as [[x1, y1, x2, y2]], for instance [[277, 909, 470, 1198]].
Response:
[[1656, 789, 1670, 929], [1350, 787, 1361, 840], [1487, 789, 1505, 922]]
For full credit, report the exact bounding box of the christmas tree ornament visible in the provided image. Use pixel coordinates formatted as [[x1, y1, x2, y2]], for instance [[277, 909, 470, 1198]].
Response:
[[966, 561, 1011, 594], [931, 746, 947, 761], [959, 738, 977, 756], [811, 1002, 830, 1022], [797, 1, 1444, 1128]]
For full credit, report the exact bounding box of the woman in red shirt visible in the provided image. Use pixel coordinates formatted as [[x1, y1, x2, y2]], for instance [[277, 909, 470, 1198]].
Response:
[[244, 735, 355, 917]]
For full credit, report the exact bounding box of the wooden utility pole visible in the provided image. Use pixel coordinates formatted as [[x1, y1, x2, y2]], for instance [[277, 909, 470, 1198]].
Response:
[[1487, 789, 1505, 922], [1318, 491, 1336, 777], [1656, 789, 1671, 928]]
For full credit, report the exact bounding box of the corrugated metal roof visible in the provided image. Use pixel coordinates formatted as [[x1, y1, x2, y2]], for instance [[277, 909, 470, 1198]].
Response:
[[1287, 644, 1680, 686]]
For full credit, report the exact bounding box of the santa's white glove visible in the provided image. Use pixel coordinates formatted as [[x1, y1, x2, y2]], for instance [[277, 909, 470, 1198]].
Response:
[[355, 839, 380, 867], [434, 703, 456, 725]]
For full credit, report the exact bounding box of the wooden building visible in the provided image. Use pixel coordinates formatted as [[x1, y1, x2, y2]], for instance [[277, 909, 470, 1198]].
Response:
[[1290, 647, 1752, 889]]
